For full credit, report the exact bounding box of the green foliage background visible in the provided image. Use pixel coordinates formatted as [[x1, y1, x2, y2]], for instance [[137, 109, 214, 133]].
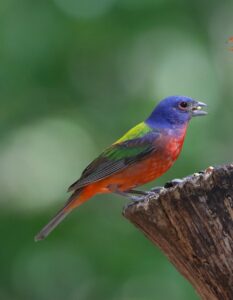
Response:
[[0, 0, 233, 299]]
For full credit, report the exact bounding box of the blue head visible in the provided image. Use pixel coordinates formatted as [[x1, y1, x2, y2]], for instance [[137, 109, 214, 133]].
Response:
[[146, 95, 207, 129]]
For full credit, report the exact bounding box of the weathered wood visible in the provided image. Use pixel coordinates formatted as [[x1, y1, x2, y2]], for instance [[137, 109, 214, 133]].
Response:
[[123, 164, 233, 300]]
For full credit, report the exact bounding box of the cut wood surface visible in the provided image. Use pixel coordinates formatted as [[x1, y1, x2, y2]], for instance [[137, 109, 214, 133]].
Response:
[[123, 164, 233, 300]]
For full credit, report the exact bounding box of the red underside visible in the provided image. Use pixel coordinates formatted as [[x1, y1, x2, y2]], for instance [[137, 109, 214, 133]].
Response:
[[66, 127, 187, 210]]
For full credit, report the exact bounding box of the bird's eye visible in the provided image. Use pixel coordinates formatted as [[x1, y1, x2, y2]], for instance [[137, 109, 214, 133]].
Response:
[[179, 101, 188, 110]]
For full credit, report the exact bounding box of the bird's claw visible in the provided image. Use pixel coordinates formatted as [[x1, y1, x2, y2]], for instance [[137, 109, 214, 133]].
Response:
[[149, 186, 163, 194], [129, 195, 146, 202]]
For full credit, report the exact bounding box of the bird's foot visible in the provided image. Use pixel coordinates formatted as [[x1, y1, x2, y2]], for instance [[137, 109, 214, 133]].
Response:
[[122, 188, 164, 210], [109, 184, 162, 203], [108, 185, 146, 202], [128, 195, 145, 202], [149, 186, 163, 194], [126, 188, 163, 202], [122, 189, 147, 202], [131, 187, 163, 200], [126, 189, 148, 196], [123, 193, 146, 210]]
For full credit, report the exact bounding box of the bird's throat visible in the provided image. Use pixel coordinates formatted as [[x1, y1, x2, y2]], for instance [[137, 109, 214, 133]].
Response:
[[165, 125, 188, 161]]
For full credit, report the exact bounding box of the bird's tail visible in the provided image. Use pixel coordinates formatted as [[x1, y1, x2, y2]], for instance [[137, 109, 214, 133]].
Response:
[[34, 188, 86, 241]]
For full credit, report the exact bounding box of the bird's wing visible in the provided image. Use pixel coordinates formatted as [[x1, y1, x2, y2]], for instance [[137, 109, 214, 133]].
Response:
[[68, 123, 160, 192]]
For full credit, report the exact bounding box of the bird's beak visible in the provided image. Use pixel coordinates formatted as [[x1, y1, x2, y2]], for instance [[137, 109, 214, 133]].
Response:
[[191, 101, 208, 117]]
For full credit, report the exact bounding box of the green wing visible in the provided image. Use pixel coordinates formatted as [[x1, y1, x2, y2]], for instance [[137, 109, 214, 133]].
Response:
[[68, 122, 158, 192], [114, 122, 152, 143]]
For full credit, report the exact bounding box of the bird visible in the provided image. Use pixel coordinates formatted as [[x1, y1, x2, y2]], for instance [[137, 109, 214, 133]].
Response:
[[35, 95, 207, 241], [228, 36, 233, 51]]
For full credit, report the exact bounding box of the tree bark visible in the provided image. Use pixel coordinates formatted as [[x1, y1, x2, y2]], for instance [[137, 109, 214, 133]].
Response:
[[123, 164, 233, 300]]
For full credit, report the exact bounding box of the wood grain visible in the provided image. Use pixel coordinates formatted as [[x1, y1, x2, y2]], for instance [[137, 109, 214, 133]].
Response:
[[123, 164, 233, 300]]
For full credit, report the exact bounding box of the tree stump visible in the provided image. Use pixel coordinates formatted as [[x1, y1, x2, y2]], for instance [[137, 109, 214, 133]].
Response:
[[123, 164, 233, 300]]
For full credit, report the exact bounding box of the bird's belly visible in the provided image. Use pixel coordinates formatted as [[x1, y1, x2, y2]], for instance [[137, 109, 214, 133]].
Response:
[[83, 130, 186, 196], [114, 136, 185, 190], [119, 154, 174, 189], [89, 153, 175, 194]]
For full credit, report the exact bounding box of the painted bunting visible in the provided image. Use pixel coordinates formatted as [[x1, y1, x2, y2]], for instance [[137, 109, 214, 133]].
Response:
[[35, 96, 207, 241], [228, 36, 233, 51]]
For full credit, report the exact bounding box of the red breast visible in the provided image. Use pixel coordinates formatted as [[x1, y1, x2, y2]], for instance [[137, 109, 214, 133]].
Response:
[[82, 126, 188, 196]]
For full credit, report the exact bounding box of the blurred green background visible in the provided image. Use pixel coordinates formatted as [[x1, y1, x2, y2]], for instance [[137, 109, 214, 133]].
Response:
[[1, 0, 233, 299]]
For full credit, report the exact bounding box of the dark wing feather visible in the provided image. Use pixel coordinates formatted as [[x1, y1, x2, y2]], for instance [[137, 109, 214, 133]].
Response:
[[68, 132, 160, 192]]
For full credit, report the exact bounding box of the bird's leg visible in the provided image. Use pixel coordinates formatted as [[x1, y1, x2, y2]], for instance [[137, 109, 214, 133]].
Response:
[[149, 186, 164, 193], [108, 185, 146, 202], [116, 190, 146, 202], [126, 189, 148, 196], [108, 184, 163, 202], [127, 188, 164, 198]]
